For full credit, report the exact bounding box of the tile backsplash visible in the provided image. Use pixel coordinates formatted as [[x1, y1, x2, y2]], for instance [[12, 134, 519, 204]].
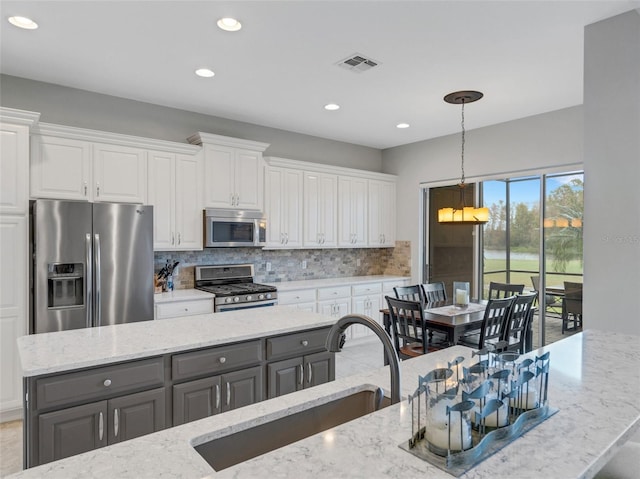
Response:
[[155, 241, 411, 289]]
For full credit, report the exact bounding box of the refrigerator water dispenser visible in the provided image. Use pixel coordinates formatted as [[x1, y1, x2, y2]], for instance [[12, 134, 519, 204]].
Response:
[[47, 263, 84, 308]]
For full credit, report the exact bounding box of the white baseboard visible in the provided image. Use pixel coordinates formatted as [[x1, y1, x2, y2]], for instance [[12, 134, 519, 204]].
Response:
[[0, 407, 23, 423]]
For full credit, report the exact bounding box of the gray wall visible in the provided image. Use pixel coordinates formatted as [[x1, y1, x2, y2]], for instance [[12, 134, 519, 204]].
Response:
[[0, 74, 382, 171], [382, 106, 584, 283], [583, 10, 640, 336]]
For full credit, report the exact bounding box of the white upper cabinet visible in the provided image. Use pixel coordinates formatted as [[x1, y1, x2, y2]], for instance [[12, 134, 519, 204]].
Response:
[[1, 121, 32, 215], [148, 150, 202, 251], [304, 171, 338, 248], [188, 132, 269, 211], [30, 124, 150, 203], [338, 176, 367, 247], [92, 143, 147, 203], [368, 179, 396, 247], [265, 165, 303, 248], [30, 135, 92, 201]]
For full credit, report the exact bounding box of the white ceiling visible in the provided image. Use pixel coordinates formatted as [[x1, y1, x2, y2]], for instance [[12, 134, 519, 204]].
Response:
[[1, 1, 638, 149]]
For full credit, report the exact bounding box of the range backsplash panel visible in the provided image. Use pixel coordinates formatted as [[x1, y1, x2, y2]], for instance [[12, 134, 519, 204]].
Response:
[[155, 241, 411, 290]]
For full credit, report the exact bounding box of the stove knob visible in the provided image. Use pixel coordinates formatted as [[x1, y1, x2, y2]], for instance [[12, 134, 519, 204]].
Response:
[[246, 295, 253, 302], [233, 296, 240, 303], [258, 294, 265, 300], [225, 297, 232, 304], [266, 293, 272, 299]]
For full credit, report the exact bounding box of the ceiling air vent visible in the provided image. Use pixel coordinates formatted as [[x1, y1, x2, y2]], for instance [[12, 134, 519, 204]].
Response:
[[336, 53, 380, 73]]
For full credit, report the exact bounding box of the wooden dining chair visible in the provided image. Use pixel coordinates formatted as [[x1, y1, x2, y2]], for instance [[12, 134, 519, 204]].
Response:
[[562, 282, 583, 333], [487, 281, 524, 299], [393, 285, 424, 303], [502, 292, 538, 353], [385, 296, 440, 359], [420, 282, 447, 303], [458, 296, 516, 351]]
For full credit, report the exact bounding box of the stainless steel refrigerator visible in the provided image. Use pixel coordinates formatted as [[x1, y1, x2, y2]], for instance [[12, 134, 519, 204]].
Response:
[[30, 200, 154, 333]]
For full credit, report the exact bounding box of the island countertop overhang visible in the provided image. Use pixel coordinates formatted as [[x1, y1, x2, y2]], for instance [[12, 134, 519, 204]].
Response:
[[17, 306, 336, 376]]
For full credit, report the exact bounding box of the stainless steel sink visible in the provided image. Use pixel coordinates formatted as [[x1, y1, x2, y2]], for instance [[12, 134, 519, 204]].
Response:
[[194, 387, 390, 471]]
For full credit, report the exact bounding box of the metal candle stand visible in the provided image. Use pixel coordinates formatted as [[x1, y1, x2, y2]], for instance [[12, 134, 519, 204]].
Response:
[[400, 349, 557, 477]]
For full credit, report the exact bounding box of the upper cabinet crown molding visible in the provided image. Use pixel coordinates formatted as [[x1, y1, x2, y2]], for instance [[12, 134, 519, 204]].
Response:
[[0, 107, 40, 127], [188, 132, 270, 152], [264, 156, 397, 182], [33, 122, 200, 155]]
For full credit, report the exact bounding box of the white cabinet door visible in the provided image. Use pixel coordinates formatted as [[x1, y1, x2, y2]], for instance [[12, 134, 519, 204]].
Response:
[[148, 152, 202, 251], [93, 143, 147, 203], [1, 123, 30, 215], [31, 135, 91, 200], [368, 180, 396, 247], [304, 172, 337, 247], [338, 176, 367, 247], [174, 153, 202, 250], [202, 145, 263, 210], [265, 167, 303, 248], [234, 149, 263, 210], [0, 216, 27, 418], [148, 151, 175, 250], [203, 144, 234, 208]]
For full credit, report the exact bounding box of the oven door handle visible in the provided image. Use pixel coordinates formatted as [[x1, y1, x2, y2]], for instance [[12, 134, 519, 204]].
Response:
[[215, 299, 278, 312]]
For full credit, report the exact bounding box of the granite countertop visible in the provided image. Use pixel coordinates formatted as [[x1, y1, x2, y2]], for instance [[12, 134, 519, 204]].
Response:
[[266, 275, 410, 291], [154, 289, 215, 303], [12, 330, 640, 479], [17, 306, 334, 376]]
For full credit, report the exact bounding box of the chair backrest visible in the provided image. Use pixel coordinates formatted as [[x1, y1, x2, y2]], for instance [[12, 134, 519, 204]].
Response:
[[530, 275, 540, 292], [479, 296, 516, 350], [488, 281, 525, 299], [502, 292, 538, 353], [385, 296, 427, 355], [394, 285, 424, 304], [563, 282, 583, 314], [421, 282, 447, 303]]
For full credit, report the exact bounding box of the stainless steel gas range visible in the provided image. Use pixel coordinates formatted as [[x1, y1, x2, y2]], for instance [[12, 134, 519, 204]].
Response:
[[194, 264, 277, 312]]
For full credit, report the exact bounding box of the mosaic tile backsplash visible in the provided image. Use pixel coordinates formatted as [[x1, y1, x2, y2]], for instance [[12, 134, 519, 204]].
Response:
[[155, 241, 411, 289]]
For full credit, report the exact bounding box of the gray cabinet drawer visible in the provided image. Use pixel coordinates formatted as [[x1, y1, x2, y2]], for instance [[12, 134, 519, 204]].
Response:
[[266, 328, 330, 361], [35, 358, 165, 411], [172, 340, 263, 382]]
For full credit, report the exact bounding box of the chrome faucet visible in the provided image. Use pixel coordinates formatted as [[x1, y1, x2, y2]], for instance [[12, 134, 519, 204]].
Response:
[[325, 314, 402, 404]]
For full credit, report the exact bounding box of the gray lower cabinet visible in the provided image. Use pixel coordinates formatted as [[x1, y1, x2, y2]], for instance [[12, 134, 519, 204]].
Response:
[[38, 387, 166, 465], [172, 366, 263, 426], [266, 329, 335, 399]]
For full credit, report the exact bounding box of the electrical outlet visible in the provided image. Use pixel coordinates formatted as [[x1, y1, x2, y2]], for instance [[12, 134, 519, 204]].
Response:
[[266, 262, 272, 272], [301, 260, 307, 269]]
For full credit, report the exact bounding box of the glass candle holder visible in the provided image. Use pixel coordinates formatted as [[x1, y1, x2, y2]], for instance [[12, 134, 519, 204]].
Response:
[[453, 281, 470, 309]]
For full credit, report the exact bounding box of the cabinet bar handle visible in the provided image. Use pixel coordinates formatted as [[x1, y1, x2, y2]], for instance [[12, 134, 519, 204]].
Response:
[[177, 233, 181, 245], [215, 384, 220, 409], [307, 363, 312, 384], [226, 382, 231, 406], [114, 408, 119, 437], [299, 365, 303, 385], [171, 233, 175, 245], [84, 182, 88, 196], [98, 412, 104, 441], [96, 184, 100, 197]]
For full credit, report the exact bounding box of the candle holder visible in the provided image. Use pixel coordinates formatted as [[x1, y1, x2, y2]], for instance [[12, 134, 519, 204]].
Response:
[[402, 350, 557, 476], [453, 281, 470, 309]]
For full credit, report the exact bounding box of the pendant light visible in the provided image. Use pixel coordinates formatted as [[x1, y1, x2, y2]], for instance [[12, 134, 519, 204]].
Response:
[[438, 90, 489, 225]]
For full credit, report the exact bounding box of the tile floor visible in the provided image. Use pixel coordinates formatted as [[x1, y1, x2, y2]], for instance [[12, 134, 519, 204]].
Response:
[[2, 330, 637, 478]]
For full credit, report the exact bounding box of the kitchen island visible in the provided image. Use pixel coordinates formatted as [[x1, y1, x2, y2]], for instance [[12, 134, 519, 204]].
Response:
[[14, 318, 640, 478]]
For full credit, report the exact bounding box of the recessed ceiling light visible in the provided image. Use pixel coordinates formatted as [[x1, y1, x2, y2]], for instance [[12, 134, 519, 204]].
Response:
[[8, 16, 38, 30], [396, 123, 410, 129], [195, 68, 215, 78], [217, 17, 242, 32], [324, 103, 340, 111]]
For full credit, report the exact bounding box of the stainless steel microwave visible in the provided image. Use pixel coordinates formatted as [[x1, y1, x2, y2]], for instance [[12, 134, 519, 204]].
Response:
[[204, 209, 266, 247]]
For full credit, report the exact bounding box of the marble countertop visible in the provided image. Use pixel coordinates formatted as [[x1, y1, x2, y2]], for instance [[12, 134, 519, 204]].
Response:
[[11, 330, 640, 479], [154, 289, 215, 303], [17, 306, 334, 376], [265, 275, 410, 291]]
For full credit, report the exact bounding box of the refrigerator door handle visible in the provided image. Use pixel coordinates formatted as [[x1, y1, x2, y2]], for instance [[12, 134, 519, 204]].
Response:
[[94, 233, 101, 327], [85, 233, 93, 328]]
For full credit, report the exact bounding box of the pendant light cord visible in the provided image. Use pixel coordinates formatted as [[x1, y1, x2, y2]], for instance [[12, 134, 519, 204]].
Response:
[[460, 99, 466, 185]]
